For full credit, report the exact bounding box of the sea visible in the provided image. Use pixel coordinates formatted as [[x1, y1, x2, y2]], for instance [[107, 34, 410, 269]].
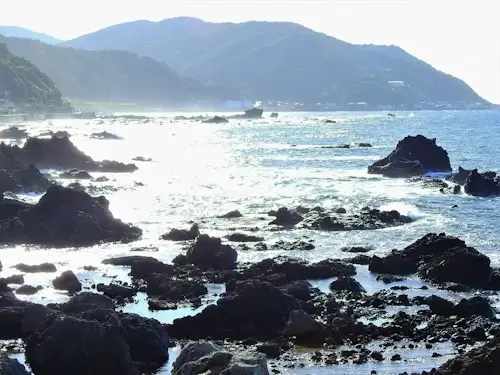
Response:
[[2, 109, 500, 374]]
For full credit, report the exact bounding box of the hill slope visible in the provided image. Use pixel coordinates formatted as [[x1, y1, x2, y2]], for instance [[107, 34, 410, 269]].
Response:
[[63, 17, 487, 105], [0, 26, 61, 44], [0, 43, 68, 110], [0, 35, 240, 105]]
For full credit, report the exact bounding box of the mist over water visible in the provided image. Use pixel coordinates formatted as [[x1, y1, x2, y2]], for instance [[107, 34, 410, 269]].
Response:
[[2, 109, 500, 374]]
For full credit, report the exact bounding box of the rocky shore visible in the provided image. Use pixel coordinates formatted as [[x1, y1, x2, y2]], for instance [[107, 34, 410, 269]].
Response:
[[1, 125, 500, 375]]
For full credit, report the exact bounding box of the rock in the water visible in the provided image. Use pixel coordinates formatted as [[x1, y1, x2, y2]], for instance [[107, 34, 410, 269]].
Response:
[[202, 116, 229, 124], [0, 353, 30, 375], [268, 207, 304, 227], [464, 169, 500, 197], [97, 283, 137, 299], [25, 315, 137, 375], [16, 285, 43, 295], [59, 169, 93, 180], [172, 341, 269, 375], [369, 233, 494, 289], [0, 186, 142, 246], [53, 271, 82, 293], [226, 232, 264, 242], [329, 276, 366, 294], [0, 126, 29, 139], [173, 234, 237, 270], [284, 309, 322, 336], [368, 135, 452, 177], [218, 210, 243, 219], [169, 280, 301, 340], [145, 274, 208, 302], [1, 136, 136, 172], [161, 224, 200, 241], [49, 292, 115, 314], [90, 131, 123, 140], [14, 263, 57, 273]]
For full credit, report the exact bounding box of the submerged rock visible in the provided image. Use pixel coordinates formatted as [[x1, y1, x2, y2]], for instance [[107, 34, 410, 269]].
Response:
[[1, 136, 136, 172], [368, 135, 452, 177], [369, 233, 495, 289], [172, 341, 269, 375], [0, 186, 142, 246]]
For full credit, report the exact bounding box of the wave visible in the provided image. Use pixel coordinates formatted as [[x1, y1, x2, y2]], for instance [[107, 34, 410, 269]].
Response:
[[379, 202, 426, 220]]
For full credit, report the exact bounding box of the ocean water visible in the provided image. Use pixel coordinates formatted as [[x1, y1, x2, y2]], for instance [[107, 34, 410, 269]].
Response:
[[1, 110, 500, 374]]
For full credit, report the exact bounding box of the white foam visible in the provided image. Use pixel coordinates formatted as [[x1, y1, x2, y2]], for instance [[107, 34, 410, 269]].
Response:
[[379, 202, 426, 220]]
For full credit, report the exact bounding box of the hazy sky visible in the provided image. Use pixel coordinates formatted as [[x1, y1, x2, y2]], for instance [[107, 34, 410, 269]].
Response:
[[2, 0, 499, 103]]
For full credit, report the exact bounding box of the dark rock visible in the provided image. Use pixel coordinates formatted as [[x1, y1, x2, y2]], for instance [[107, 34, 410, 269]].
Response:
[[347, 255, 372, 265], [16, 285, 43, 295], [369, 233, 494, 289], [268, 207, 304, 227], [53, 271, 82, 294], [118, 313, 169, 373], [464, 169, 500, 197], [270, 112, 279, 118], [174, 234, 237, 270], [132, 156, 153, 162], [226, 232, 264, 242], [434, 334, 500, 374], [1, 136, 136, 172], [172, 341, 268, 375], [218, 210, 243, 219], [341, 246, 372, 253], [59, 169, 93, 179], [283, 309, 322, 336], [368, 135, 452, 177], [131, 259, 173, 279], [324, 119, 337, 124], [202, 116, 229, 124], [0, 186, 142, 246], [14, 263, 56, 273], [428, 295, 495, 319], [97, 283, 137, 299], [330, 276, 366, 294], [280, 281, 314, 302], [50, 292, 115, 314], [90, 131, 123, 140], [4, 275, 24, 285], [168, 280, 301, 340], [0, 126, 28, 139], [0, 306, 24, 339], [358, 143, 373, 148], [145, 275, 208, 302], [0, 353, 29, 375], [273, 240, 315, 251], [102, 255, 158, 267], [21, 304, 57, 337], [161, 224, 200, 241], [25, 315, 137, 375], [256, 342, 282, 358]]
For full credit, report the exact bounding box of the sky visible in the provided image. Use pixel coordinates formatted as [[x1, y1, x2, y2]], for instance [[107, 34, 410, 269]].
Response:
[[1, 0, 499, 103]]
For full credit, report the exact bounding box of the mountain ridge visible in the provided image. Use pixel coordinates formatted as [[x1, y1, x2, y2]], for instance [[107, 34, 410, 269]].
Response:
[[62, 17, 488, 106], [0, 35, 241, 105], [0, 26, 61, 45]]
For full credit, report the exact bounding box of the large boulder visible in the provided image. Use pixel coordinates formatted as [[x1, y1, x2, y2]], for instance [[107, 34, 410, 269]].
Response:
[[464, 169, 500, 197], [172, 341, 269, 375], [0, 353, 30, 375], [0, 185, 142, 246], [369, 233, 494, 289], [173, 234, 237, 270], [368, 135, 452, 177], [1, 136, 136, 172], [53, 271, 82, 293], [168, 280, 301, 340], [25, 315, 137, 375]]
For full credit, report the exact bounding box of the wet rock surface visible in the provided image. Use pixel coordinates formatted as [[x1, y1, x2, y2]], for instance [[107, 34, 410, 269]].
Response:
[[0, 186, 142, 246], [368, 135, 452, 177]]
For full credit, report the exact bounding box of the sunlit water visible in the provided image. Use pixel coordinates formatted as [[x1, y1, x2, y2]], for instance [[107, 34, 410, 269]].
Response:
[[1, 110, 500, 374]]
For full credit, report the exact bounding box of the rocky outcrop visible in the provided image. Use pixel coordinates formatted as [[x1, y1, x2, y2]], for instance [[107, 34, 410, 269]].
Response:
[[1, 136, 136, 172], [168, 280, 301, 340], [59, 169, 93, 179], [173, 234, 237, 270], [368, 135, 452, 177], [432, 334, 500, 375], [369, 233, 495, 289], [464, 169, 500, 197], [0, 126, 29, 139], [52, 271, 82, 293], [172, 341, 269, 375], [0, 144, 53, 194], [161, 224, 200, 241], [90, 131, 123, 140], [202, 116, 229, 124], [268, 206, 412, 231], [0, 185, 142, 246]]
